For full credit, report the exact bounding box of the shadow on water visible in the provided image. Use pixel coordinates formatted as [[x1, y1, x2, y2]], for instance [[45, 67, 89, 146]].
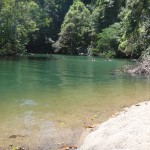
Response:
[[0, 54, 58, 61], [27, 54, 57, 61]]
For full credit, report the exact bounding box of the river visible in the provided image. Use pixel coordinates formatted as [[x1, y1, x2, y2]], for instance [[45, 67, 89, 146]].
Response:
[[0, 55, 150, 149]]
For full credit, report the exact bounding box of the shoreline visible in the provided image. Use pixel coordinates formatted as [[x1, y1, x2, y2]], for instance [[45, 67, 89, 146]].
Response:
[[0, 101, 149, 149], [78, 101, 150, 150]]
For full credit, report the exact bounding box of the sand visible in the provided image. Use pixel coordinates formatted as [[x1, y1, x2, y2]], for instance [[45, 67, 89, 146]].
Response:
[[79, 101, 150, 150]]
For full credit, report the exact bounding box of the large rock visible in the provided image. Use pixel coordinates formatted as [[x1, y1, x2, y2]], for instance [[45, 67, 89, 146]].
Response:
[[79, 102, 150, 150]]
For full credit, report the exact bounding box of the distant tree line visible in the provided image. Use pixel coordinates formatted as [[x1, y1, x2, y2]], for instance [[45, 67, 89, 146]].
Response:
[[0, 0, 150, 58]]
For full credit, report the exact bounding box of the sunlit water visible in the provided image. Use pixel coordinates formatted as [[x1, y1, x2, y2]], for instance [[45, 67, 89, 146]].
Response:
[[0, 55, 150, 149]]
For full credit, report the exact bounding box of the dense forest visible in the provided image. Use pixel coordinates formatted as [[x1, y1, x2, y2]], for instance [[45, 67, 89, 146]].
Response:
[[0, 0, 150, 58]]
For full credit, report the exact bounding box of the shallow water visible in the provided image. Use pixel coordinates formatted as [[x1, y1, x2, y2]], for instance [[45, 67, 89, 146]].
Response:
[[0, 55, 150, 149]]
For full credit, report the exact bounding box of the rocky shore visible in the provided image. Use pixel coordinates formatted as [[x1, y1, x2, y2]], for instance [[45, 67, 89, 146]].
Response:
[[79, 101, 150, 150]]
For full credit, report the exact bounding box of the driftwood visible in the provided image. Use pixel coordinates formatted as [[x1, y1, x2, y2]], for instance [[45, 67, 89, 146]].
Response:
[[124, 60, 150, 75]]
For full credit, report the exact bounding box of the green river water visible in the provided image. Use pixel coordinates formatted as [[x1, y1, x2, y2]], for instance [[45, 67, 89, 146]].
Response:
[[0, 55, 150, 149]]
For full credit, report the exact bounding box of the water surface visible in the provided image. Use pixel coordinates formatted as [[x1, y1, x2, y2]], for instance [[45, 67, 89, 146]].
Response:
[[0, 55, 150, 149]]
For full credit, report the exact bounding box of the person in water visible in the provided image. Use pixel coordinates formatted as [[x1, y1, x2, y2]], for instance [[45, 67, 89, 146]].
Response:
[[91, 58, 96, 61]]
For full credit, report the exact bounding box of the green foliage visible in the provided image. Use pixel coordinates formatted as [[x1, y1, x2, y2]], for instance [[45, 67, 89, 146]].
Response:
[[96, 22, 122, 56], [0, 0, 44, 55], [27, 0, 73, 53], [118, 0, 150, 58], [141, 46, 150, 60], [92, 0, 124, 32], [0, 0, 149, 58], [90, 0, 150, 58], [101, 50, 115, 58], [53, 0, 93, 55]]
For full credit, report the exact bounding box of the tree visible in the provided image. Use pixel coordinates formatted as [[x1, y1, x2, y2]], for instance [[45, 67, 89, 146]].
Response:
[[96, 22, 122, 56], [118, 0, 150, 58], [92, 0, 123, 33], [0, 0, 44, 55], [27, 0, 73, 54], [53, 0, 93, 55]]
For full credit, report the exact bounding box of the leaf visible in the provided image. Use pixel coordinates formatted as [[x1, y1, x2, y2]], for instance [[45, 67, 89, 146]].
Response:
[[9, 135, 17, 139], [60, 145, 70, 150], [83, 124, 94, 129]]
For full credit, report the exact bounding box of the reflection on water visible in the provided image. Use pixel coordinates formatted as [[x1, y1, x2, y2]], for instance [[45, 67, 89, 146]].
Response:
[[0, 55, 150, 149], [19, 99, 38, 107]]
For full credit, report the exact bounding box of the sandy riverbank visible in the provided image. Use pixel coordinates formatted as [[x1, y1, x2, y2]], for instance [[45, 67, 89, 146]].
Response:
[[79, 101, 150, 150]]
